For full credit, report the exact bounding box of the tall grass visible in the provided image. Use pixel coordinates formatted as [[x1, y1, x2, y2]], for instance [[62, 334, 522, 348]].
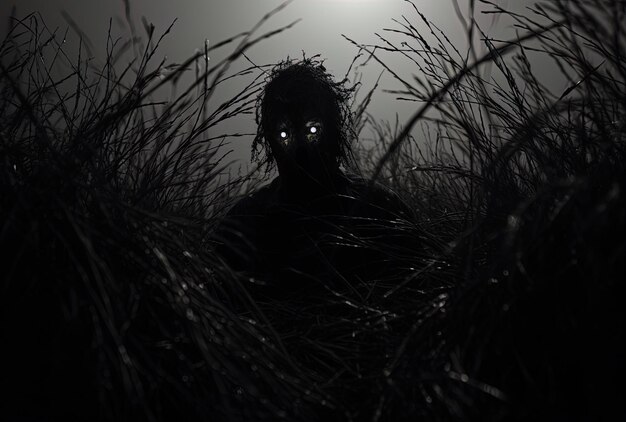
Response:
[[0, 8, 322, 421], [353, 0, 626, 419], [1, 0, 624, 421]]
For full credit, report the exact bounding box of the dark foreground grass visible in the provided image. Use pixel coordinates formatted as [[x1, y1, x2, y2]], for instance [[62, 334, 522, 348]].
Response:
[[1, 1, 625, 421]]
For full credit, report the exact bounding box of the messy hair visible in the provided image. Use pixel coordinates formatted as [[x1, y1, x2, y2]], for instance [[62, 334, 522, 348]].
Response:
[[251, 57, 356, 171]]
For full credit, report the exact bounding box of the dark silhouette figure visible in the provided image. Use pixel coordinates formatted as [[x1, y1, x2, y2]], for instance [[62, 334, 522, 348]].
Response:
[[216, 59, 430, 297], [212, 60, 433, 418]]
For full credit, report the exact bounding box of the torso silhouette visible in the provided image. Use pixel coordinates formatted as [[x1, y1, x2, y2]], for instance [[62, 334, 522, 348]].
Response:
[[216, 169, 417, 296]]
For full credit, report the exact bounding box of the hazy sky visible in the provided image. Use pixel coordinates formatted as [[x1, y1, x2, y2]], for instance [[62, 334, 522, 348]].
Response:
[[2, 0, 547, 166]]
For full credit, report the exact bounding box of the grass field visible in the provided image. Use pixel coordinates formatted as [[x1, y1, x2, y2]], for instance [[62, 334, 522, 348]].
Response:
[[1, 1, 624, 420]]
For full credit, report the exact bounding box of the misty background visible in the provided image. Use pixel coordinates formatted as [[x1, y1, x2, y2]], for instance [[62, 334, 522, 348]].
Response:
[[1, 0, 555, 169]]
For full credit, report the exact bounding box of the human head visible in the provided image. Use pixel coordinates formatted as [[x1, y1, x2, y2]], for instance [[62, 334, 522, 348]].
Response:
[[252, 58, 354, 180]]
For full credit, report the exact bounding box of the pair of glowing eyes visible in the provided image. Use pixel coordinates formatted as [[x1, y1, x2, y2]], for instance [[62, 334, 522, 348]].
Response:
[[279, 126, 317, 138], [278, 122, 322, 142]]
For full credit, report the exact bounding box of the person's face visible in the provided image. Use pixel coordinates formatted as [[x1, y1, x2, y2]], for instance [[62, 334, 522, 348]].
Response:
[[264, 83, 339, 176]]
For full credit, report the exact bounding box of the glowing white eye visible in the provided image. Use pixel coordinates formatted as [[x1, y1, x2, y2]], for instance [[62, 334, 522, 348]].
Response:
[[280, 131, 288, 139], [309, 126, 317, 134]]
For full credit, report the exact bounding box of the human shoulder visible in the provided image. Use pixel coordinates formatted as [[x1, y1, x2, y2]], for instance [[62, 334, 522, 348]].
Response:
[[226, 178, 280, 217], [344, 173, 413, 219]]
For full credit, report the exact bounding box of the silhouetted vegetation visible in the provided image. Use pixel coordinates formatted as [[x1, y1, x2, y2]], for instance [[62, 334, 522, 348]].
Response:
[[1, 0, 624, 421]]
